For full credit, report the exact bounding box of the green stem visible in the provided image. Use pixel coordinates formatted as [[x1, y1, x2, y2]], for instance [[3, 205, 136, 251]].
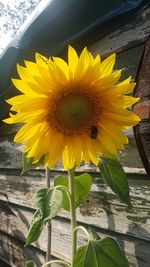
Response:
[[46, 168, 51, 265], [55, 185, 71, 200], [68, 168, 77, 266], [74, 226, 90, 242], [41, 260, 71, 267]]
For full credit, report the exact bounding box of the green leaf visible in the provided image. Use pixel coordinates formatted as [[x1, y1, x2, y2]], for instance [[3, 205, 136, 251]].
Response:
[[54, 176, 70, 210], [99, 156, 131, 206], [93, 237, 129, 267], [21, 153, 44, 174], [44, 188, 63, 222], [26, 187, 63, 245], [25, 261, 37, 267], [25, 210, 44, 246], [73, 237, 129, 267], [73, 243, 98, 267], [33, 188, 50, 217], [54, 173, 92, 211], [88, 227, 101, 241], [33, 187, 63, 220]]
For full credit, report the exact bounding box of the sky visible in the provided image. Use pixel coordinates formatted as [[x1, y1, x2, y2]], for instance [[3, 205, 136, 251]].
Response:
[[0, 0, 41, 54]]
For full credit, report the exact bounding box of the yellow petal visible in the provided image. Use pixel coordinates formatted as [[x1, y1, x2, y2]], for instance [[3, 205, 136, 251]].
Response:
[[72, 136, 82, 167], [68, 45, 79, 75], [24, 60, 39, 76], [45, 132, 64, 168], [103, 110, 140, 126], [48, 60, 67, 85], [17, 63, 35, 82], [116, 96, 139, 108], [11, 78, 37, 95], [35, 52, 48, 68], [94, 54, 101, 65], [100, 54, 116, 78], [75, 47, 92, 80], [93, 70, 121, 92], [99, 131, 117, 155], [53, 57, 69, 79]]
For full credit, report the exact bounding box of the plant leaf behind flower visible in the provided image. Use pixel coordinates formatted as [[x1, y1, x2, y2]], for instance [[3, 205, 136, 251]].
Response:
[[73, 237, 129, 267], [54, 173, 92, 211], [99, 156, 131, 207], [21, 153, 44, 174], [25, 261, 37, 267], [26, 188, 63, 245]]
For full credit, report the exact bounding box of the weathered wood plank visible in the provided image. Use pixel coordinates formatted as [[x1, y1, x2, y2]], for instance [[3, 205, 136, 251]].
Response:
[[0, 170, 149, 240], [0, 133, 145, 170], [0, 230, 60, 267], [0, 202, 150, 267], [89, 4, 150, 57], [115, 44, 144, 81], [0, 230, 45, 267]]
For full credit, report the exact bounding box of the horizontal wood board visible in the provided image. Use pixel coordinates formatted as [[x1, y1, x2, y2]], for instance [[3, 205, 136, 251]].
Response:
[[0, 168, 150, 267], [89, 3, 150, 57], [0, 132, 145, 170]]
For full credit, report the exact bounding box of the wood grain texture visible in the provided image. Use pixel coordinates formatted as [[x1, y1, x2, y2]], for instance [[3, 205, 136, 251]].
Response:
[[0, 230, 61, 267], [0, 133, 144, 170], [0, 205, 150, 267], [0, 230, 45, 267], [0, 167, 150, 266], [89, 4, 150, 57], [0, 169, 149, 237]]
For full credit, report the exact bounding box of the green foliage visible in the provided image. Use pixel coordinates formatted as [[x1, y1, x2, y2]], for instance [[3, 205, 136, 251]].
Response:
[[73, 236, 129, 267], [33, 188, 63, 220], [24, 157, 131, 267], [99, 156, 131, 206], [26, 188, 63, 245], [88, 227, 101, 241], [54, 173, 92, 211], [25, 261, 37, 267], [25, 210, 44, 245], [22, 153, 44, 174]]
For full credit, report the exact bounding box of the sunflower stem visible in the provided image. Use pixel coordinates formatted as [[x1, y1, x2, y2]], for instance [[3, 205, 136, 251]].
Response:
[[46, 168, 52, 265], [74, 226, 90, 242], [68, 167, 77, 266], [41, 260, 71, 267]]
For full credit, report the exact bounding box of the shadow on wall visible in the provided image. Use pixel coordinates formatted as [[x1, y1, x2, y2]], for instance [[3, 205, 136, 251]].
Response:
[[0, 198, 45, 266]]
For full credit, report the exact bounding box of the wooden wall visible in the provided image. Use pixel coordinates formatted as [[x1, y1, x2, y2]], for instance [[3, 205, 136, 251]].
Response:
[[0, 3, 150, 267]]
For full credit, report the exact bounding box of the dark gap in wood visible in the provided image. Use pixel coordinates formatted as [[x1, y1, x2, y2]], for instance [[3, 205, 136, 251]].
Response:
[[0, 228, 65, 264], [52, 216, 150, 244], [0, 167, 148, 180], [1, 198, 149, 244], [0, 258, 10, 267]]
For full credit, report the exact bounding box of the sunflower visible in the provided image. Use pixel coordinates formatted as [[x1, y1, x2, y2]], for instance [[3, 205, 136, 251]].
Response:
[[4, 46, 140, 169]]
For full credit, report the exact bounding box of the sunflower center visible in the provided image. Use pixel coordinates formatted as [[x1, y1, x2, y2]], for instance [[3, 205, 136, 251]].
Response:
[[58, 95, 93, 129], [49, 90, 100, 136]]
